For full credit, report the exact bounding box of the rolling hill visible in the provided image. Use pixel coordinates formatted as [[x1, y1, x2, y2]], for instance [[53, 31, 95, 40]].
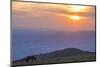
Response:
[[12, 48, 96, 66]]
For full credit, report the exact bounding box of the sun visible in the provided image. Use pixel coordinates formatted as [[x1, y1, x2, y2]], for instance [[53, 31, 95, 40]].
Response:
[[69, 15, 81, 21]]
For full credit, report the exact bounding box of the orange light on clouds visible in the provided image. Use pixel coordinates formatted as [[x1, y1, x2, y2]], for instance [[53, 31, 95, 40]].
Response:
[[12, 1, 95, 31], [68, 5, 87, 12]]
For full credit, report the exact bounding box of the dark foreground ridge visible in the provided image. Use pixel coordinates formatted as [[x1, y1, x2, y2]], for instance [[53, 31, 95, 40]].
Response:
[[12, 48, 96, 66]]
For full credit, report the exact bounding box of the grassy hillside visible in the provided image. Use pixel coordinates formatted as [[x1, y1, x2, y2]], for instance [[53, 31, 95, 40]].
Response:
[[12, 48, 96, 66]]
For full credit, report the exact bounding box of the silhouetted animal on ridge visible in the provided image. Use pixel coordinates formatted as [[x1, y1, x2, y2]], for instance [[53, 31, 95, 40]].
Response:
[[25, 56, 37, 63]]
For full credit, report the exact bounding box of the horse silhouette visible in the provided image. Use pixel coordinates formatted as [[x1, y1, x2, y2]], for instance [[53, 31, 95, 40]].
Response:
[[25, 56, 37, 63]]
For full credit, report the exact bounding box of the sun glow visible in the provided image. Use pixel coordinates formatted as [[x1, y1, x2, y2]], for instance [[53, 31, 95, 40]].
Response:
[[69, 15, 81, 21], [67, 5, 87, 12]]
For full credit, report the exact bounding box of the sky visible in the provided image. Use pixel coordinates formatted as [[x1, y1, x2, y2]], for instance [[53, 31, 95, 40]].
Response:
[[15, 0, 96, 5], [12, 1, 95, 31]]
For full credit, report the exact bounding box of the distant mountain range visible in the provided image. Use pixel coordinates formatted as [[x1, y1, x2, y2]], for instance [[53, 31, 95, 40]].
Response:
[[12, 48, 96, 66]]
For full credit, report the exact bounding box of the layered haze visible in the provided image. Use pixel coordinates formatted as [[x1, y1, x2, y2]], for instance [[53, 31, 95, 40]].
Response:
[[12, 1, 96, 61]]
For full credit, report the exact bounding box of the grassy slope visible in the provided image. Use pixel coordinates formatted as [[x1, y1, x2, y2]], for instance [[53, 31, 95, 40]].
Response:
[[12, 48, 96, 66]]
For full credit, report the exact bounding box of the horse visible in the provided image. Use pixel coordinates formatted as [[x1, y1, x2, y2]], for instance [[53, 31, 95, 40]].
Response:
[[25, 56, 37, 63]]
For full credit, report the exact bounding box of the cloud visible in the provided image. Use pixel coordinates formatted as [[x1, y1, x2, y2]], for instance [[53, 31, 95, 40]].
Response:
[[13, 1, 95, 18], [12, 1, 95, 31]]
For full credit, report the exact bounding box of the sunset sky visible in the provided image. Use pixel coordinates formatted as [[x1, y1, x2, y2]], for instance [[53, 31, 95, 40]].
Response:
[[12, 1, 95, 31]]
